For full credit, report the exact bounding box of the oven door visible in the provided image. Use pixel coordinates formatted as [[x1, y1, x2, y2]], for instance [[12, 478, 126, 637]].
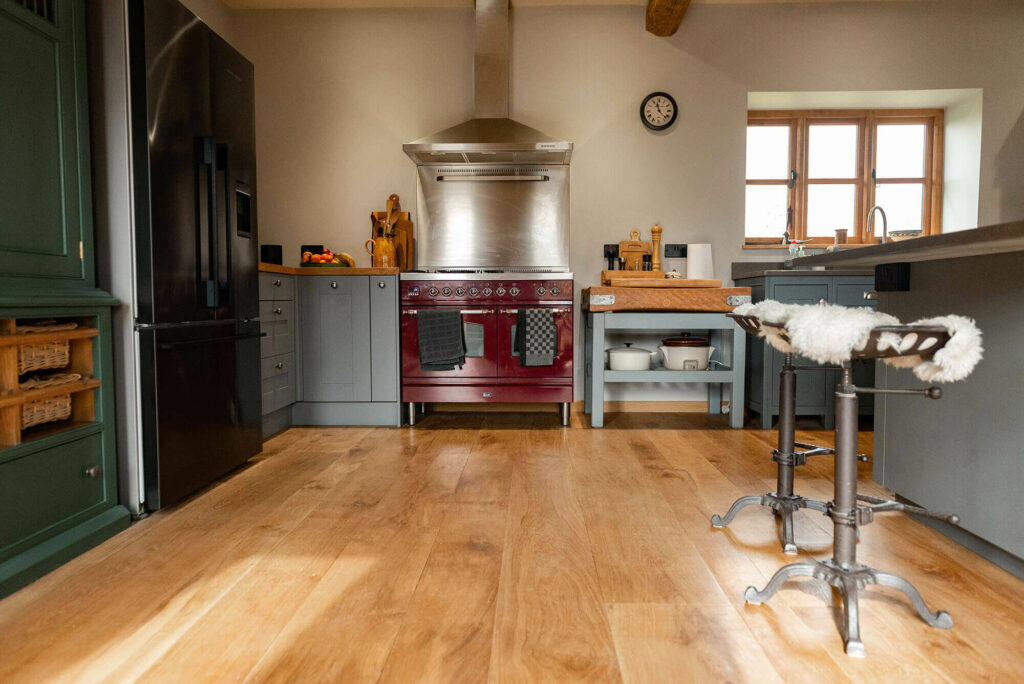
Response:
[[496, 307, 573, 378], [401, 307, 497, 378]]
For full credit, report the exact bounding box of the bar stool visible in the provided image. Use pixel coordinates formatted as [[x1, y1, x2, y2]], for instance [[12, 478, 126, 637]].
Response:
[[711, 312, 860, 554], [737, 311, 979, 657]]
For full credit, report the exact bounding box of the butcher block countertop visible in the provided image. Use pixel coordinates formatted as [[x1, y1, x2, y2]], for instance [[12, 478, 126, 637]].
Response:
[[259, 263, 400, 276], [582, 285, 751, 312]]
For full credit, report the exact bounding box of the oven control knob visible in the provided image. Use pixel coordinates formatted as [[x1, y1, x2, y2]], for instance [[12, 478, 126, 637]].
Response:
[[509, 287, 520, 296], [441, 287, 453, 297], [536, 287, 546, 296], [549, 286, 560, 296], [495, 287, 506, 296], [427, 287, 439, 297], [455, 287, 466, 296], [469, 287, 479, 297], [482, 287, 492, 296]]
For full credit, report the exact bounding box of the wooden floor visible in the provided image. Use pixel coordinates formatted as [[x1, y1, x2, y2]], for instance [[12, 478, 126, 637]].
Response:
[[2, 412, 1022, 683]]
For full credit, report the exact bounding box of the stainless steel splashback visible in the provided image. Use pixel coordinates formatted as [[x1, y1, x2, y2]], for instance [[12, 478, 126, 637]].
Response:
[[414, 165, 570, 272]]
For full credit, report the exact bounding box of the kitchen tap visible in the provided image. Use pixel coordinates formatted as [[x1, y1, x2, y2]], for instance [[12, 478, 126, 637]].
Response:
[[868, 205, 889, 243]]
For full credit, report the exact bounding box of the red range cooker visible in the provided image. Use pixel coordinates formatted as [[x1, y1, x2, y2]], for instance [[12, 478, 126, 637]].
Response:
[[400, 273, 573, 425]]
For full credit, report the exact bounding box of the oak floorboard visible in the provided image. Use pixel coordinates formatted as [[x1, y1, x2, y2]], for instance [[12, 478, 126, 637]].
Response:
[[0, 414, 1021, 682], [488, 432, 620, 682]]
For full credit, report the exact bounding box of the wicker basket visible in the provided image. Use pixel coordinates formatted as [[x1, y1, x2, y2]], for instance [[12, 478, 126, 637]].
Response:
[[18, 340, 70, 374], [22, 394, 72, 429], [17, 339, 70, 374]]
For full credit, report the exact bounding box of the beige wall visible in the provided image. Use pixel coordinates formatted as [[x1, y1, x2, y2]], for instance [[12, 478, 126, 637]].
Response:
[[242, 1, 1024, 278], [235, 0, 1023, 400]]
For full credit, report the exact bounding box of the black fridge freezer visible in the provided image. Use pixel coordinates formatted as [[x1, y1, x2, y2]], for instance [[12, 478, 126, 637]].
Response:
[[128, 0, 262, 510]]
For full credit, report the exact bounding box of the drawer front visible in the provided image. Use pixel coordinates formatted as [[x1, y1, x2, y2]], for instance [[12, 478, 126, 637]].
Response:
[[261, 352, 294, 380], [261, 354, 296, 415], [259, 273, 295, 301], [260, 301, 295, 358], [771, 282, 830, 305], [0, 433, 106, 557], [835, 281, 878, 309]]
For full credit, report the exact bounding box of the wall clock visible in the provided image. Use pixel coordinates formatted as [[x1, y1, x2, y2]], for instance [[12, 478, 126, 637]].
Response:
[[640, 91, 677, 131]]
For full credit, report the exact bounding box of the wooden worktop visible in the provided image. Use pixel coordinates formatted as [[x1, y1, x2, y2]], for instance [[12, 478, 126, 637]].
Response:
[[259, 263, 400, 276]]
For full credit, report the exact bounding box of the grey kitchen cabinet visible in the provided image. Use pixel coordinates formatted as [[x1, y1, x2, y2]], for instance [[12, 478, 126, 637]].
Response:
[[299, 276, 372, 402], [259, 273, 297, 423], [734, 272, 876, 429], [292, 274, 402, 426], [369, 276, 399, 402]]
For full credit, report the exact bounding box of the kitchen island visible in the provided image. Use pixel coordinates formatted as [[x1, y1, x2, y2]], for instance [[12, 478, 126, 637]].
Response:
[[792, 220, 1024, 578]]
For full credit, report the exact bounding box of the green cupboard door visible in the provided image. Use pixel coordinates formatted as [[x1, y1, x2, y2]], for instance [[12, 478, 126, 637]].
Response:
[[0, 1, 91, 282]]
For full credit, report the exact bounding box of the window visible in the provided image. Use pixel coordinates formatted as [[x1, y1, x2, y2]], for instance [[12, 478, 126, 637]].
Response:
[[745, 109, 944, 245]]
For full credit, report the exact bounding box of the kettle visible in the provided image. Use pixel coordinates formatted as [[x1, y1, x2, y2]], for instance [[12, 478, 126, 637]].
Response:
[[365, 236, 397, 268]]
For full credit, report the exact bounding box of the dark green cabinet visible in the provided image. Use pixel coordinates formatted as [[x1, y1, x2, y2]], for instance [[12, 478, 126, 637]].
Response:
[[0, 3, 129, 597], [0, 1, 93, 289], [735, 273, 876, 429]]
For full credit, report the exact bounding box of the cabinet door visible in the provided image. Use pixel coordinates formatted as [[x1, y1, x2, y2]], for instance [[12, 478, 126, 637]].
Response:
[[369, 276, 398, 402], [0, 2, 90, 283], [768, 279, 832, 415], [300, 276, 371, 401]]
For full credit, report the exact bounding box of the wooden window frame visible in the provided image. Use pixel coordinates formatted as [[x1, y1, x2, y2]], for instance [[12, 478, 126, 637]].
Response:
[[745, 109, 944, 246]]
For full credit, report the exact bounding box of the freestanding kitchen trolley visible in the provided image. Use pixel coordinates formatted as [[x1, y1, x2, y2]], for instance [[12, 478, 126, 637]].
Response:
[[583, 311, 746, 428]]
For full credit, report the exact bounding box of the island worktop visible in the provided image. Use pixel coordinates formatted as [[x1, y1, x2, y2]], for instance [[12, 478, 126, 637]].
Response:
[[792, 220, 1024, 578], [790, 220, 1024, 268]]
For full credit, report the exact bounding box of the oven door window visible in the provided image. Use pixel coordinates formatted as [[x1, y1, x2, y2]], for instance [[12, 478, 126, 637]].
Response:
[[401, 310, 497, 378], [464, 321, 485, 357]]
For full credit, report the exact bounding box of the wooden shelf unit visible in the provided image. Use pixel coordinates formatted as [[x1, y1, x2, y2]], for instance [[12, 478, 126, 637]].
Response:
[[0, 317, 100, 448]]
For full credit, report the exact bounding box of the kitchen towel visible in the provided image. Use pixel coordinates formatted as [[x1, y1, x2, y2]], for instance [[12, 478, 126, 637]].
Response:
[[417, 309, 466, 371], [515, 309, 557, 366]]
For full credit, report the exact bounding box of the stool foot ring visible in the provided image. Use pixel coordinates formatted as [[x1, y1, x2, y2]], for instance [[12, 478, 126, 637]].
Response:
[[744, 559, 952, 656], [712, 493, 828, 554]]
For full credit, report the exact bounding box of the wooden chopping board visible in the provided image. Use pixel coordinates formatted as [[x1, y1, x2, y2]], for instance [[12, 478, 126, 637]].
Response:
[[603, 277, 722, 288], [583, 286, 751, 312]]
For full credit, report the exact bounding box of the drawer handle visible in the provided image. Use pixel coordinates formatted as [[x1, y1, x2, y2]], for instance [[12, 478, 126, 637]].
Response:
[[864, 291, 878, 300], [276, 362, 284, 369], [378, 281, 386, 289], [274, 307, 282, 314], [818, 298, 827, 305], [331, 281, 338, 289], [273, 279, 282, 287], [84, 465, 102, 479]]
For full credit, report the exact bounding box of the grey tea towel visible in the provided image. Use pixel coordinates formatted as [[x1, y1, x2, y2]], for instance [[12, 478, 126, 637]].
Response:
[[418, 309, 466, 371], [514, 309, 557, 366]]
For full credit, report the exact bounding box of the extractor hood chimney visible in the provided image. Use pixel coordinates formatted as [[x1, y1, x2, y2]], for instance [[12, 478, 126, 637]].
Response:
[[403, 0, 572, 165]]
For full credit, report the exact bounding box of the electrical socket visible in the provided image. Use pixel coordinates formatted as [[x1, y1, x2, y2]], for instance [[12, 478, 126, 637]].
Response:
[[664, 243, 687, 258], [603, 244, 619, 258]]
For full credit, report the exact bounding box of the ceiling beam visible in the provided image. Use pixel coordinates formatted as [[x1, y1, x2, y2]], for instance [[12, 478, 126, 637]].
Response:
[[645, 0, 691, 37]]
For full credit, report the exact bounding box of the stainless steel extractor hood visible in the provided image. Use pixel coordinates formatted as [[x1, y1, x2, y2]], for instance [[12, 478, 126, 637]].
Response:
[[402, 0, 572, 166]]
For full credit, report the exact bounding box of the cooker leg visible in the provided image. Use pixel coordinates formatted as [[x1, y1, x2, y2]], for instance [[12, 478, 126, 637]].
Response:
[[407, 402, 418, 426], [560, 402, 571, 427]]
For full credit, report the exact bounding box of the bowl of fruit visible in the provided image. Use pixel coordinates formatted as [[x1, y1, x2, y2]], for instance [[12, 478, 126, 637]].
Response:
[[301, 248, 355, 267]]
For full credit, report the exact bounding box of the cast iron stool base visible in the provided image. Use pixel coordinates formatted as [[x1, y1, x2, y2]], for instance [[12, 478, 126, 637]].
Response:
[[744, 559, 952, 657], [712, 492, 829, 554], [711, 354, 839, 554]]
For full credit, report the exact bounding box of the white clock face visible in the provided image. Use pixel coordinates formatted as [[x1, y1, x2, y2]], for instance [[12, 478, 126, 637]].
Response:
[[644, 95, 675, 127]]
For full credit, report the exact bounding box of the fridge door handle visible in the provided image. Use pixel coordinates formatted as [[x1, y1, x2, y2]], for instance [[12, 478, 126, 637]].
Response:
[[196, 137, 218, 308], [217, 142, 232, 308]]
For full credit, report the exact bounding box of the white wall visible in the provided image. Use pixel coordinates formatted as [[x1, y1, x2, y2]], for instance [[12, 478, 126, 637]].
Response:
[[233, 1, 1024, 400]]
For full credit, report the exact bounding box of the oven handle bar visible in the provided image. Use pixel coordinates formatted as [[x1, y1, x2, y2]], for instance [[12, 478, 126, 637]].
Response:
[[498, 308, 572, 314], [401, 308, 496, 315]]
